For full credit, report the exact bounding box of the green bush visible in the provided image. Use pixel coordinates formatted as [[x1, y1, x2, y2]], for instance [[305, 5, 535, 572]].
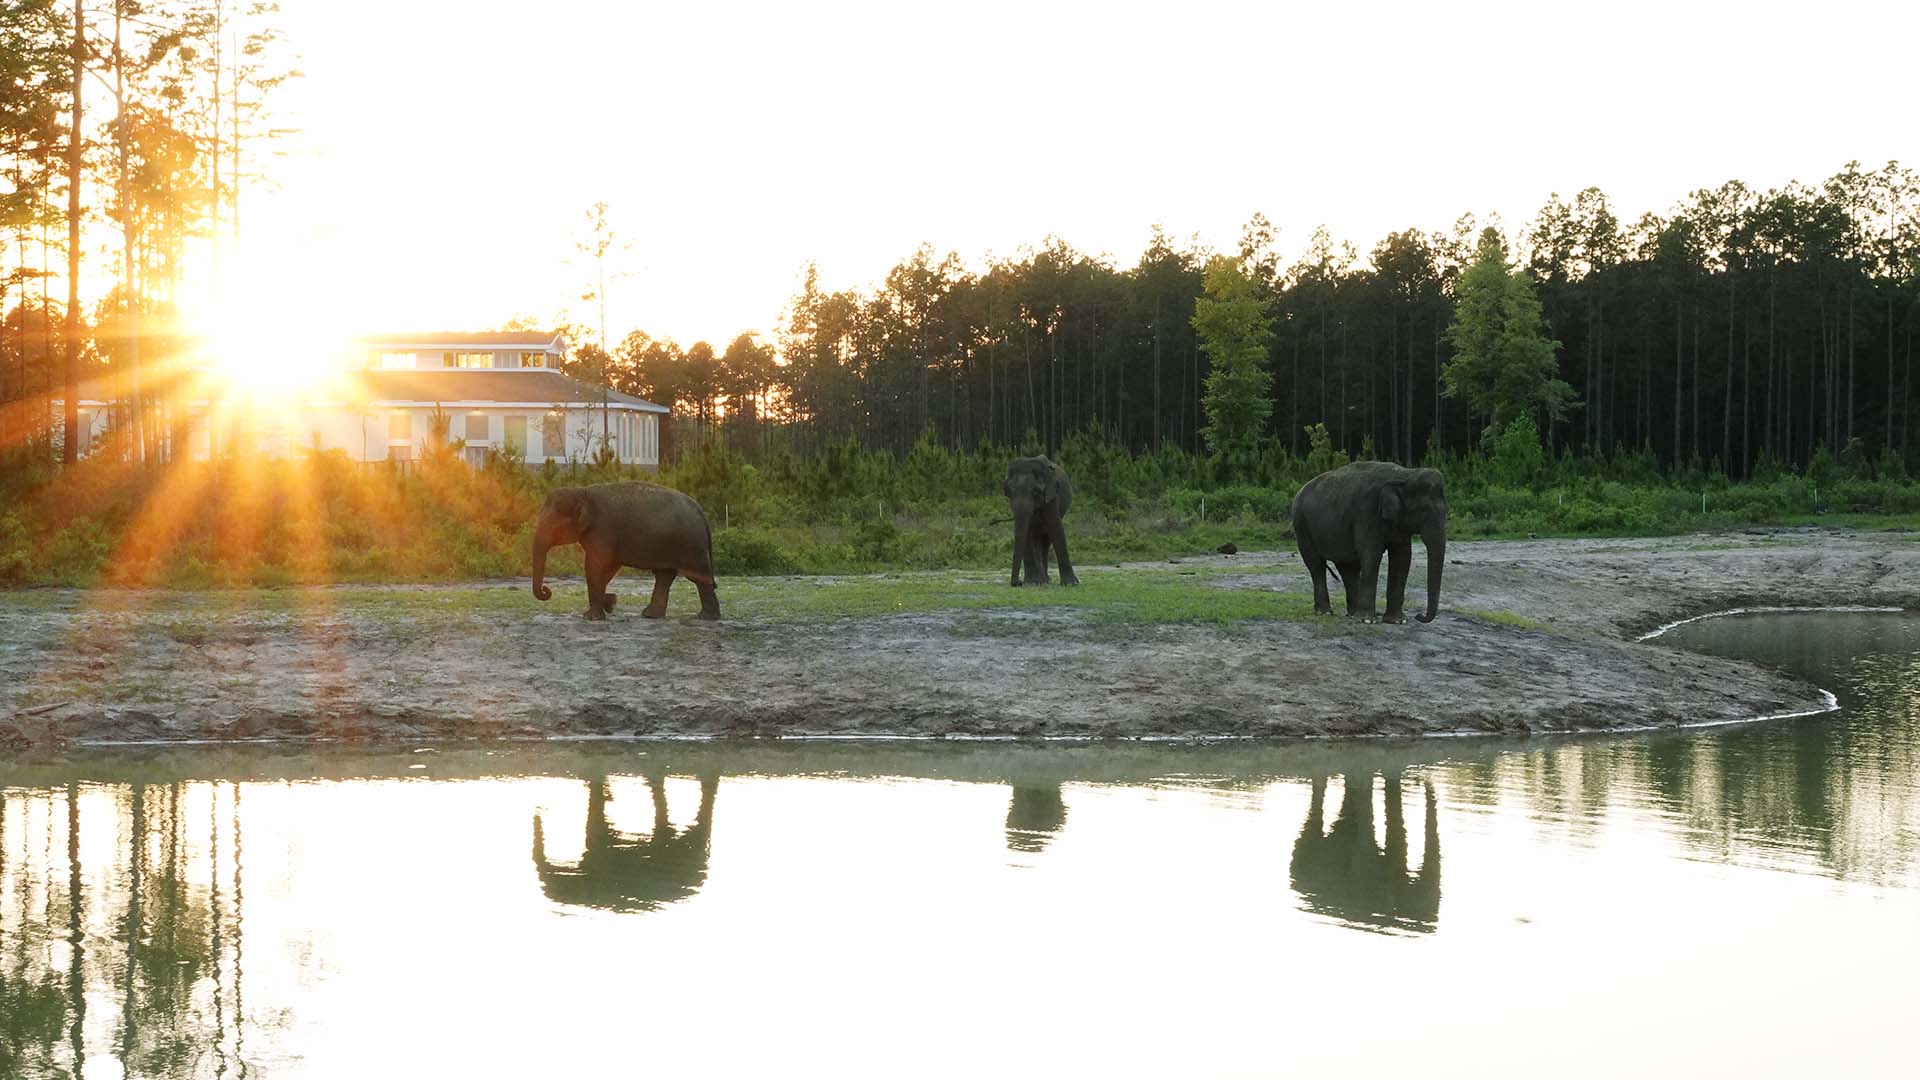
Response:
[[712, 527, 801, 575]]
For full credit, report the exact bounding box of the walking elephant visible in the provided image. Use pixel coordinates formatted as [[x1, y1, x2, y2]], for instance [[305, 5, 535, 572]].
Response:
[[1003, 456, 1078, 587], [531, 775, 717, 913], [1289, 461, 1446, 623], [1289, 772, 1441, 934], [531, 482, 720, 620]]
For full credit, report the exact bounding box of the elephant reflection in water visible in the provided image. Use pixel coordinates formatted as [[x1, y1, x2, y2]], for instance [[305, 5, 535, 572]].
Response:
[[1289, 772, 1441, 933], [532, 775, 717, 912], [1005, 784, 1069, 853]]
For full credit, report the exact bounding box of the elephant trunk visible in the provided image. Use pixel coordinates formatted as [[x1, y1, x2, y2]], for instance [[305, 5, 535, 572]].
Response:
[[532, 528, 553, 602], [1010, 504, 1033, 585], [1416, 523, 1445, 623]]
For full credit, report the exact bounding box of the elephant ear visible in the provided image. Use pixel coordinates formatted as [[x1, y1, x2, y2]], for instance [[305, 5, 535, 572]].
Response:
[[571, 492, 595, 534], [1047, 463, 1071, 514], [1379, 483, 1406, 523]]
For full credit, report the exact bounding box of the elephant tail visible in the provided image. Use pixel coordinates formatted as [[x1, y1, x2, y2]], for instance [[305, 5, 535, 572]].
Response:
[[1325, 562, 1342, 583]]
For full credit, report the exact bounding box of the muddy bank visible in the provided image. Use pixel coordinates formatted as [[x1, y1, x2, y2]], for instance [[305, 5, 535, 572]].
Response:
[[1, 529, 1912, 748]]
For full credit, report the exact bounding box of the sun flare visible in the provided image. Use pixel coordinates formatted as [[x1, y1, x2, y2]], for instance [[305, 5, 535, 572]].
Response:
[[190, 273, 353, 403]]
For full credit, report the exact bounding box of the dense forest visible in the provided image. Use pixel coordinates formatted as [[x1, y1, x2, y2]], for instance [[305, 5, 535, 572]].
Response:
[[598, 164, 1919, 478]]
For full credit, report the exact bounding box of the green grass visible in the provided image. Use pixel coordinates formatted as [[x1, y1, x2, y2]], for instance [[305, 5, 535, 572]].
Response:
[[1463, 608, 1543, 630], [0, 563, 1321, 631]]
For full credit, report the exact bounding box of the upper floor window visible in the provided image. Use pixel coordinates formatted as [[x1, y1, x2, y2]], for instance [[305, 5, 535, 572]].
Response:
[[519, 352, 548, 369], [444, 351, 495, 369], [377, 352, 416, 370]]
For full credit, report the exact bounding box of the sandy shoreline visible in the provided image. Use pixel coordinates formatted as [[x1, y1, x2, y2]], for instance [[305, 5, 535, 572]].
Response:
[[1, 528, 1914, 749]]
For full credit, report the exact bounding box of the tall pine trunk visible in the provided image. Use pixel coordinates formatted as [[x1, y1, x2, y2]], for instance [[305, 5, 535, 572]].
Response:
[[61, 0, 82, 465]]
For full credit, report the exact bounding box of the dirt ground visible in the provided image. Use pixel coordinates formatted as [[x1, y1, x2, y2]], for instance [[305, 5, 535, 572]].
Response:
[[2, 528, 1915, 749]]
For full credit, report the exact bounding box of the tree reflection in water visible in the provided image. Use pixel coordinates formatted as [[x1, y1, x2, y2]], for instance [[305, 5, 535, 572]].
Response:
[[532, 776, 718, 912], [1290, 772, 1441, 935], [0, 781, 256, 1078]]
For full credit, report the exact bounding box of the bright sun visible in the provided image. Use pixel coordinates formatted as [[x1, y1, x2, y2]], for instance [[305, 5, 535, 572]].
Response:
[[192, 267, 352, 401]]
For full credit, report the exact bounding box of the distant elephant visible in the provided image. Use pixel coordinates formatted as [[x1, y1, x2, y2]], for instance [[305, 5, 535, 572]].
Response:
[[1290, 461, 1446, 623], [1004, 784, 1069, 853], [1289, 772, 1441, 934], [531, 482, 720, 620], [531, 775, 717, 913], [1003, 456, 1078, 587]]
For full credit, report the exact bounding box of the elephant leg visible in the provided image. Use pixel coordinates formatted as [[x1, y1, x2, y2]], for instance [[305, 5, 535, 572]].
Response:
[[643, 569, 674, 618], [1010, 523, 1025, 587], [1383, 541, 1412, 624], [1359, 546, 1385, 621], [692, 579, 721, 620], [585, 548, 619, 620], [1048, 508, 1079, 586], [1025, 520, 1050, 584], [648, 775, 670, 833], [1299, 537, 1333, 614], [1337, 561, 1362, 615]]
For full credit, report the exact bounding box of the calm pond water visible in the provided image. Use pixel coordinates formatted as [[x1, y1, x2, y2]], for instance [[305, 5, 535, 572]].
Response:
[[2, 611, 1917, 1078]]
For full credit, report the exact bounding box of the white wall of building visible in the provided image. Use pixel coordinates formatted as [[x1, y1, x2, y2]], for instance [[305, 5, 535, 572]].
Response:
[[69, 401, 661, 468]]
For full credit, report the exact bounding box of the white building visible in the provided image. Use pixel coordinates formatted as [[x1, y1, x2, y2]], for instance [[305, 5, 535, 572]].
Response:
[[63, 331, 669, 468]]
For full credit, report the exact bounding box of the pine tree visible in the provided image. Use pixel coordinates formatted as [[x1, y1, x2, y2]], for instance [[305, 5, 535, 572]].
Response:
[[1192, 257, 1274, 462], [1442, 228, 1575, 447]]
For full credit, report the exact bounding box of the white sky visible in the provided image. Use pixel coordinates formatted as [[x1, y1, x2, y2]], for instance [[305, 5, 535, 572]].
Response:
[[238, 0, 1916, 351]]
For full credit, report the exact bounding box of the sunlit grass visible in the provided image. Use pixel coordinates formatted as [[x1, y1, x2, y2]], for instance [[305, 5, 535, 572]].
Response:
[[0, 564, 1321, 631]]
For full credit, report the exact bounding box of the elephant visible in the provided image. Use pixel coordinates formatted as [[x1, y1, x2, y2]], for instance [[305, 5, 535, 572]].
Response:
[[531, 482, 720, 620], [1289, 461, 1446, 623], [531, 775, 717, 913], [1004, 784, 1069, 854], [1288, 772, 1441, 934], [1003, 456, 1078, 587]]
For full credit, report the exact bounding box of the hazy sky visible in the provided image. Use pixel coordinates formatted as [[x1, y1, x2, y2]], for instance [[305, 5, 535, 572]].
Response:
[[244, 0, 1915, 350]]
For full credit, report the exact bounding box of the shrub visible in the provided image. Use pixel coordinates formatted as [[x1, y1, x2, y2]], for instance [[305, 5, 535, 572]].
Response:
[[711, 527, 800, 575]]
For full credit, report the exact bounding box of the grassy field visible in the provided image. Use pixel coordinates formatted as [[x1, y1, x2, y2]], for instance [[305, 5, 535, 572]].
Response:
[[4, 432, 1918, 588]]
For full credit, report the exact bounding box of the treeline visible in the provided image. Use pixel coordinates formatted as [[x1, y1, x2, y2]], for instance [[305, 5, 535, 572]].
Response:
[[595, 163, 1920, 477], [0, 0, 295, 463]]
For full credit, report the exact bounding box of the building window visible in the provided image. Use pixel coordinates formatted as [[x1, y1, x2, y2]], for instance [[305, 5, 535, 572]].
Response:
[[519, 352, 547, 369], [444, 351, 495, 369], [543, 412, 565, 458], [504, 415, 526, 453], [390, 444, 413, 462], [466, 414, 490, 442], [378, 352, 416, 370], [388, 412, 410, 441]]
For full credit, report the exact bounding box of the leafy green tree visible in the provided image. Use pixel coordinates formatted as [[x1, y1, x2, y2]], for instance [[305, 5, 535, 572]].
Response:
[[1443, 229, 1575, 447], [1192, 256, 1273, 462]]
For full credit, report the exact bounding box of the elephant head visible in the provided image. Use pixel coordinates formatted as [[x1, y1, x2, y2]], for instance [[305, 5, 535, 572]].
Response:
[[531, 487, 594, 602], [531, 775, 717, 913], [1003, 456, 1077, 587], [1380, 468, 1447, 623]]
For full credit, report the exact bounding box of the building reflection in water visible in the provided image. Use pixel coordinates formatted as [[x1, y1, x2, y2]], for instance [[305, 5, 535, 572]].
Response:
[[1004, 785, 1069, 854], [0, 780, 256, 1078], [532, 775, 718, 912], [1289, 771, 1441, 935]]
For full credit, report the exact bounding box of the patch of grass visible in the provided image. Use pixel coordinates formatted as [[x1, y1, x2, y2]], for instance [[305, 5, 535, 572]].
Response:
[[0, 565, 1321, 631], [1463, 608, 1544, 630]]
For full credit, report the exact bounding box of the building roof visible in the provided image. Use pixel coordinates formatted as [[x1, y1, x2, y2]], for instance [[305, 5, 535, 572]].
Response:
[[359, 369, 666, 411], [359, 331, 565, 350]]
